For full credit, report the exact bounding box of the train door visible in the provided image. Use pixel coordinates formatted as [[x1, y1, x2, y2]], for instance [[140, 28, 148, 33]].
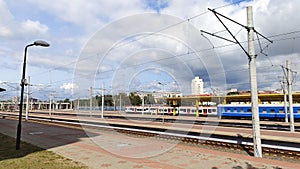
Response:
[[203, 108, 207, 116], [187, 108, 191, 115], [168, 108, 172, 115]]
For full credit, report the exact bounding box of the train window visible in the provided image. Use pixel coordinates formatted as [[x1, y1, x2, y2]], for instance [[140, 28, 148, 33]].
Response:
[[240, 108, 244, 112], [233, 108, 237, 112], [262, 109, 267, 113], [212, 109, 216, 112], [279, 109, 284, 113], [208, 109, 212, 113], [226, 108, 230, 112], [297, 109, 300, 113], [199, 109, 203, 113], [270, 109, 276, 113], [247, 108, 251, 112]]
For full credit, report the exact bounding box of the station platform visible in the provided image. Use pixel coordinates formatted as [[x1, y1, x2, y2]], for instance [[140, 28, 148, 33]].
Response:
[[0, 117, 300, 169]]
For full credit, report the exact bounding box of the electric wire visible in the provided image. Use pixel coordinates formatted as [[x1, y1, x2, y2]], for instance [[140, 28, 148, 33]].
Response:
[[26, 0, 255, 82], [3, 2, 300, 99]]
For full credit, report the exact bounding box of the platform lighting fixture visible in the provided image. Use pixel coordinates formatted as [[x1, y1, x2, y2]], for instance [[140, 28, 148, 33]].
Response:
[[16, 40, 50, 150]]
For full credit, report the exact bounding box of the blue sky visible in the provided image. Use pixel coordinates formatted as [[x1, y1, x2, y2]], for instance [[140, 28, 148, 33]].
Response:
[[146, 0, 169, 12], [1, 0, 300, 101]]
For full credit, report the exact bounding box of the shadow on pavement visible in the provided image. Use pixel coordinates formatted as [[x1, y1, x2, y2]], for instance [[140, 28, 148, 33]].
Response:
[[0, 118, 99, 162]]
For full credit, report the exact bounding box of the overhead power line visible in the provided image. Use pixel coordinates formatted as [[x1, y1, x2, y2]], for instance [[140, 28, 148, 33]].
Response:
[[7, 2, 300, 91]]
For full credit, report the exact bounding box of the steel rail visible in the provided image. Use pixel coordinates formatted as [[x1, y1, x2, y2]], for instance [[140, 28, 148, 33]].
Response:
[[1, 112, 299, 154]]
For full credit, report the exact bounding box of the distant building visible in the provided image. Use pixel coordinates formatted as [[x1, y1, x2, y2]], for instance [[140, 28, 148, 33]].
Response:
[[228, 88, 238, 93], [191, 76, 204, 95]]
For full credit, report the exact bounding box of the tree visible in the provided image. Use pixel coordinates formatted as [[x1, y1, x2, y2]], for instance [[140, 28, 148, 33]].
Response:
[[227, 91, 239, 95], [129, 92, 142, 106], [95, 95, 114, 106], [63, 98, 70, 103]]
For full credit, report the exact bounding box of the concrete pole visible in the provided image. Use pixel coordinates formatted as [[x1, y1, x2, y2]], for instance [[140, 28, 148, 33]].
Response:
[[142, 93, 145, 116], [49, 93, 52, 117], [114, 99, 116, 111], [77, 98, 80, 112], [162, 84, 165, 123], [282, 77, 288, 123], [90, 86, 93, 116], [101, 82, 104, 119], [25, 76, 30, 121], [30, 100, 33, 111], [287, 60, 295, 132], [119, 94, 122, 112], [247, 6, 262, 158]]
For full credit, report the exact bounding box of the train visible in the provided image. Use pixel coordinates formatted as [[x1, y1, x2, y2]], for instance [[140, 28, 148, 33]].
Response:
[[125, 104, 300, 119], [125, 105, 217, 116], [218, 104, 300, 119]]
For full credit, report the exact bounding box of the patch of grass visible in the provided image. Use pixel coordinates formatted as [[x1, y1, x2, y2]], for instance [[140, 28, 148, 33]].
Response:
[[0, 133, 88, 169]]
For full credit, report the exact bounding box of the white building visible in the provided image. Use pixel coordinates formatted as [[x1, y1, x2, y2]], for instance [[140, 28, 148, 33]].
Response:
[[191, 76, 204, 95]]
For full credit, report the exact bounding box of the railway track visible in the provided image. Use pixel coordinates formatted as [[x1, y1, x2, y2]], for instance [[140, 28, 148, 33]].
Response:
[[1, 111, 300, 161], [6, 110, 300, 132]]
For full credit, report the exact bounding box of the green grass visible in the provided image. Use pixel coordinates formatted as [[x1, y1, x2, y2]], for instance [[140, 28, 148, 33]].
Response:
[[0, 133, 88, 169]]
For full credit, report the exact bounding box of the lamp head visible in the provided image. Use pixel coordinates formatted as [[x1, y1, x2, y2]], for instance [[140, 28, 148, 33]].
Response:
[[33, 40, 50, 47]]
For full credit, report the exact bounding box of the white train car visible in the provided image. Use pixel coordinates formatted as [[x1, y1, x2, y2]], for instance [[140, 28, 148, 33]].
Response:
[[125, 106, 217, 116]]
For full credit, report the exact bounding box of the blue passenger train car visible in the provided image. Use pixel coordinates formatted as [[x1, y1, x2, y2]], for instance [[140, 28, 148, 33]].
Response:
[[217, 104, 300, 119]]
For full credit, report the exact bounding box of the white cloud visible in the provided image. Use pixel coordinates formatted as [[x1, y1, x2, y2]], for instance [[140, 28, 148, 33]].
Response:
[[2, 0, 300, 99], [20, 20, 48, 36], [0, 1, 49, 39], [60, 83, 78, 90], [24, 0, 152, 33]]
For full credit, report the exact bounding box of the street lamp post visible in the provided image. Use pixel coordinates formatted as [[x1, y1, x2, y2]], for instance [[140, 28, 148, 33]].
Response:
[[16, 40, 50, 150]]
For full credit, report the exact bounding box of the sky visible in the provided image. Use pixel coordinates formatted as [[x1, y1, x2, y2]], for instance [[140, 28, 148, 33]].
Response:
[[1, 0, 300, 101]]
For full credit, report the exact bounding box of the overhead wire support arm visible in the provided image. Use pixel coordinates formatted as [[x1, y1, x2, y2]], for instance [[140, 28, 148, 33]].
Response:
[[208, 8, 273, 44], [254, 28, 273, 43], [208, 8, 251, 59], [208, 8, 248, 29], [200, 30, 237, 44]]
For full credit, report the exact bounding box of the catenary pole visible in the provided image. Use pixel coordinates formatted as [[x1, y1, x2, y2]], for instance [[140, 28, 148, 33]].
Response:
[[77, 98, 80, 112], [101, 82, 104, 119], [282, 76, 288, 123], [247, 6, 262, 158], [287, 60, 295, 132], [49, 92, 52, 117], [119, 94, 122, 112], [90, 86, 93, 116]]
